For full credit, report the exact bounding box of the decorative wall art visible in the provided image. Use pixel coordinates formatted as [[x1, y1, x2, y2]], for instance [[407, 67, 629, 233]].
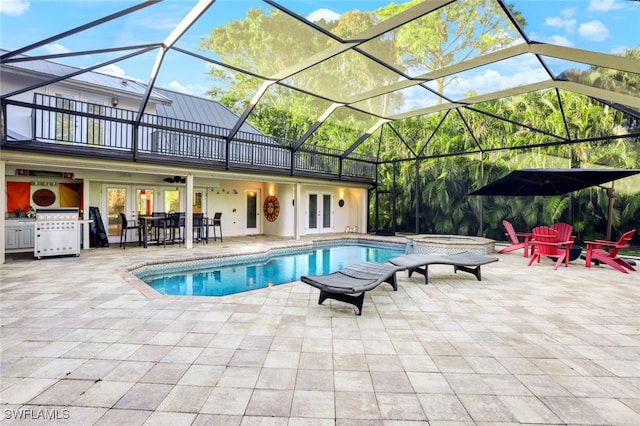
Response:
[[263, 195, 280, 222], [32, 188, 56, 207]]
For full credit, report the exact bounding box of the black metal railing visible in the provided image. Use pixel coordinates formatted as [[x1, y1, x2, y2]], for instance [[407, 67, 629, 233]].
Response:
[[13, 93, 376, 180]]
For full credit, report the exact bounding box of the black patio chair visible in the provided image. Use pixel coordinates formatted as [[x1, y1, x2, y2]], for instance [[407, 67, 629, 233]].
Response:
[[119, 212, 142, 249]]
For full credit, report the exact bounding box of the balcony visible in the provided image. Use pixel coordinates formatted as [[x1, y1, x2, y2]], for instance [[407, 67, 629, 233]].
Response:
[[2, 93, 377, 183]]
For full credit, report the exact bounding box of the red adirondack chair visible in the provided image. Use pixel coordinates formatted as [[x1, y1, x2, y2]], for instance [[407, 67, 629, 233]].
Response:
[[499, 220, 533, 257], [528, 226, 573, 270], [550, 222, 575, 243], [585, 230, 637, 274]]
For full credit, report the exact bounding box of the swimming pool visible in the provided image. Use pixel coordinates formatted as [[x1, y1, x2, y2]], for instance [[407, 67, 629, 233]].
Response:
[[135, 241, 406, 296]]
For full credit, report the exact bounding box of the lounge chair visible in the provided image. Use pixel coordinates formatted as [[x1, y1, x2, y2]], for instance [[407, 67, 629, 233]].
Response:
[[528, 226, 573, 270], [499, 220, 533, 257], [585, 229, 637, 274], [388, 251, 499, 284], [300, 262, 404, 315]]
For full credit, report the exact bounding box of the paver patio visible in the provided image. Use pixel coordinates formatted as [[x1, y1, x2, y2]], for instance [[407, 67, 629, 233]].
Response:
[[1, 234, 639, 425]]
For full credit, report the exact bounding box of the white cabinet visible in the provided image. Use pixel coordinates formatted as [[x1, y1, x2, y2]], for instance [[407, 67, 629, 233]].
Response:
[[5, 220, 35, 253]]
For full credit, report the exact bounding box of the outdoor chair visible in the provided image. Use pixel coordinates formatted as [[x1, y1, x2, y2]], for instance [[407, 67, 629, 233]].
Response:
[[551, 221, 582, 261], [150, 212, 168, 247], [193, 213, 206, 243], [528, 226, 573, 270], [301, 262, 404, 315], [499, 219, 533, 257], [211, 212, 223, 242], [166, 212, 185, 245], [585, 229, 637, 274], [388, 251, 499, 284], [119, 212, 142, 249], [550, 222, 575, 243]]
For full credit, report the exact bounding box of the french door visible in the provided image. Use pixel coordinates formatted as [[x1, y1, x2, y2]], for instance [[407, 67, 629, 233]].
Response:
[[307, 193, 332, 234], [103, 185, 158, 244]]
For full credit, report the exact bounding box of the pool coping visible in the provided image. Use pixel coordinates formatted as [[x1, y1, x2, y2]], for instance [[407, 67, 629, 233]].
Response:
[[120, 234, 409, 300]]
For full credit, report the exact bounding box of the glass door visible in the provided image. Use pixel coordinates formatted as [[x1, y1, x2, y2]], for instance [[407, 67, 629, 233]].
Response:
[[307, 192, 332, 234], [307, 193, 318, 234], [53, 92, 77, 143], [164, 189, 181, 213], [104, 185, 158, 244], [84, 97, 106, 146], [246, 189, 260, 235], [136, 189, 155, 217], [104, 186, 128, 244], [322, 193, 332, 231]]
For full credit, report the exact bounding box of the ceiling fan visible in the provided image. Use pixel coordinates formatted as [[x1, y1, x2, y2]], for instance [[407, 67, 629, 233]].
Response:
[[163, 175, 186, 184]]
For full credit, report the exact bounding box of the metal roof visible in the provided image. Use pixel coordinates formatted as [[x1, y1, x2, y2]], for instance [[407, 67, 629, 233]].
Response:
[[0, 49, 170, 104], [153, 88, 263, 135]]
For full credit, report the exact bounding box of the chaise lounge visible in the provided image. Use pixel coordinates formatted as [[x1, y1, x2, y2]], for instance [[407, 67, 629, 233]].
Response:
[[300, 262, 404, 315], [388, 251, 499, 284]]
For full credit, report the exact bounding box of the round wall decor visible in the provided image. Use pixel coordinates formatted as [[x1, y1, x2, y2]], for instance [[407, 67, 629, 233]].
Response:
[[32, 188, 56, 207], [263, 195, 280, 222]]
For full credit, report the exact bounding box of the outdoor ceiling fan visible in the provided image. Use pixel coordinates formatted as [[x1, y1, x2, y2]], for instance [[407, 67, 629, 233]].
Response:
[[163, 175, 186, 184]]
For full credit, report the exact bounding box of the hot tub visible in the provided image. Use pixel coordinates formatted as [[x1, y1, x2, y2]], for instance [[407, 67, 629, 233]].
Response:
[[408, 234, 496, 255]]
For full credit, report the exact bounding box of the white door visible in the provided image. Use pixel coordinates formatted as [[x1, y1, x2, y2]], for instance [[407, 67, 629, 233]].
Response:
[[103, 185, 134, 244], [52, 92, 79, 143], [103, 185, 160, 244], [307, 192, 332, 234], [84, 97, 107, 146], [246, 189, 261, 235]]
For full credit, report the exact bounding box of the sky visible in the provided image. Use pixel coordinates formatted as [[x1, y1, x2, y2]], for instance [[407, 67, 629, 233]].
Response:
[[1, 0, 638, 101]]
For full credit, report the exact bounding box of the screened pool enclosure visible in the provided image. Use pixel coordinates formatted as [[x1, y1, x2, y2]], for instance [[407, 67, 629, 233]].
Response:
[[2, 0, 639, 241]]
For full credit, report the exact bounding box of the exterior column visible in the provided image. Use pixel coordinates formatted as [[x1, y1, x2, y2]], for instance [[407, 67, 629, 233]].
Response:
[[185, 174, 194, 249], [294, 183, 300, 240]]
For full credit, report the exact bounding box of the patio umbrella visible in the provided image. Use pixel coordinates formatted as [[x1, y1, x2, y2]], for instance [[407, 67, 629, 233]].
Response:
[[469, 168, 640, 239]]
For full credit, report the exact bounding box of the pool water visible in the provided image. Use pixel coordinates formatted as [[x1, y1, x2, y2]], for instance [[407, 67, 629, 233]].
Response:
[[139, 243, 405, 296]]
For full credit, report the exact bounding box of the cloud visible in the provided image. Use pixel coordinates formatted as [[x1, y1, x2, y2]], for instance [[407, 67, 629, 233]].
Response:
[[0, 0, 29, 16], [167, 80, 209, 97], [462, 68, 546, 94], [611, 45, 630, 55], [97, 64, 127, 79], [545, 35, 575, 48], [544, 16, 577, 33], [578, 20, 610, 41], [529, 32, 575, 48], [587, 0, 625, 12], [307, 8, 341, 23], [44, 43, 71, 55]]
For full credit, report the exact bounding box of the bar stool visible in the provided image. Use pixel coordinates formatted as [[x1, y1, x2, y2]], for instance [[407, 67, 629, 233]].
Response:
[[150, 212, 167, 247], [193, 213, 206, 243], [166, 212, 184, 245], [212, 212, 222, 242], [119, 212, 141, 249]]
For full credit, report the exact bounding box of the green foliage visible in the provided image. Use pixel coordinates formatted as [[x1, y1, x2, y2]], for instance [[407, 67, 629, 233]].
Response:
[[201, 2, 639, 245]]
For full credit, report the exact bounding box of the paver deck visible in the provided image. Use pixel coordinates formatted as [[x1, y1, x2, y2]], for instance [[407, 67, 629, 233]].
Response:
[[1, 234, 639, 425]]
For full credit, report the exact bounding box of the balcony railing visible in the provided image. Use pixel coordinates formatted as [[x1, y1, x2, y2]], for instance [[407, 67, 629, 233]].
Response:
[[3, 93, 377, 181]]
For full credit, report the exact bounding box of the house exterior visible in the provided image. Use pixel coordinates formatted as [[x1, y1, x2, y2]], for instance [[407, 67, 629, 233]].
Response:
[[1, 53, 377, 263]]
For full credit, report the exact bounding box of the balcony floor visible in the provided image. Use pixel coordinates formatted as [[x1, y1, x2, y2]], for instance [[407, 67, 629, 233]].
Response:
[[1, 234, 639, 424]]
